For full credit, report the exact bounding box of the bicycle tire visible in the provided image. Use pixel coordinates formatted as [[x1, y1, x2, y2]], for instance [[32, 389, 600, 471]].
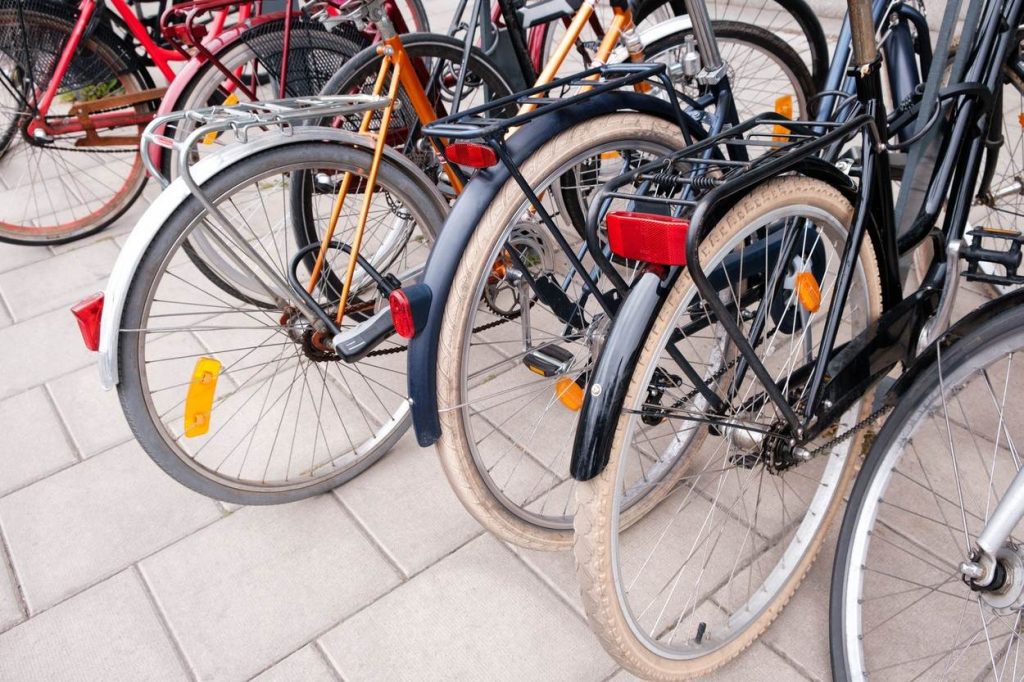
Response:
[[574, 176, 883, 678], [117, 139, 445, 504], [0, 1, 151, 244], [829, 299, 1024, 680], [434, 112, 687, 550]]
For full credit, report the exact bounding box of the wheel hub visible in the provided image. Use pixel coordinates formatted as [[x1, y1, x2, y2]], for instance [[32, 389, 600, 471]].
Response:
[[974, 545, 1024, 614]]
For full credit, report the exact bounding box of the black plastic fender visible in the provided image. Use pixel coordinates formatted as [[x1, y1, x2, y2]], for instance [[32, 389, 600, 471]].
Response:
[[569, 272, 666, 480], [408, 91, 697, 447]]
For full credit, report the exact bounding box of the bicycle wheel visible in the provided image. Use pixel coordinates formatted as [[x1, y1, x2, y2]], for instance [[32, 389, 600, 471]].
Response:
[[160, 20, 367, 180], [315, 33, 516, 179], [117, 140, 444, 504], [574, 176, 883, 678], [434, 112, 687, 550], [0, 2, 151, 244], [831, 300, 1024, 680], [537, 0, 827, 91], [644, 21, 813, 121]]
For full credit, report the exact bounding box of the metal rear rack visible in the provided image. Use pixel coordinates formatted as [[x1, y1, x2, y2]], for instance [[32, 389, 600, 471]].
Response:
[[421, 62, 692, 142], [141, 94, 391, 188], [584, 111, 875, 295]]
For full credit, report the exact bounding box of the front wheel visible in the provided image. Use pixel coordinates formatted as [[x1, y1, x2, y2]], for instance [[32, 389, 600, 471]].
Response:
[[574, 176, 883, 678], [830, 299, 1024, 680], [116, 140, 444, 504]]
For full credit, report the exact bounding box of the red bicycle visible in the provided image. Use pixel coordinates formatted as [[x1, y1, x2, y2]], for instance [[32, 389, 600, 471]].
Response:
[[0, 0, 427, 245]]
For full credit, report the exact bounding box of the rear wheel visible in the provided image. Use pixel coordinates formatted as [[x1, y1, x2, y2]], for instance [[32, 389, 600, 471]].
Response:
[[574, 177, 883, 678], [434, 112, 686, 550], [117, 141, 443, 504], [0, 4, 150, 244]]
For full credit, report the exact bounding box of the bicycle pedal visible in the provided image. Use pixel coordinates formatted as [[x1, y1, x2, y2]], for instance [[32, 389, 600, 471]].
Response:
[[522, 345, 574, 378], [961, 227, 1024, 286]]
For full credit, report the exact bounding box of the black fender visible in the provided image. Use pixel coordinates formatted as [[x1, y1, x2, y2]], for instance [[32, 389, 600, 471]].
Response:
[[882, 287, 1024, 407], [408, 91, 699, 447], [569, 272, 666, 481]]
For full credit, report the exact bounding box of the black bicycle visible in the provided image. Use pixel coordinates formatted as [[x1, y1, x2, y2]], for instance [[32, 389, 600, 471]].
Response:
[[564, 0, 1024, 674]]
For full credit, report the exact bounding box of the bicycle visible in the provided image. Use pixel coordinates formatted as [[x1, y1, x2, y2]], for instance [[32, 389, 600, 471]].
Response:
[[563, 0, 1024, 673], [315, 0, 820, 191], [71, 0, 811, 504], [387, 0, 814, 550], [0, 0, 428, 244]]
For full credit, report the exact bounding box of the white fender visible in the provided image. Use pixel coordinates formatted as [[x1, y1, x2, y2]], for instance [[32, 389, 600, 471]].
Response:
[[606, 14, 695, 62], [97, 127, 443, 389]]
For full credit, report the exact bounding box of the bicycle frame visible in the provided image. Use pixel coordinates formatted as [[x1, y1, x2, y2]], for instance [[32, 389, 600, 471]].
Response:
[[302, 0, 665, 327], [574, 0, 1024, 474]]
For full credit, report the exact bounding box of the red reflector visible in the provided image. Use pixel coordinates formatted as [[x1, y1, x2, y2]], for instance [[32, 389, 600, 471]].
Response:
[[605, 211, 689, 266], [389, 289, 416, 339], [445, 143, 497, 169], [71, 292, 104, 352]]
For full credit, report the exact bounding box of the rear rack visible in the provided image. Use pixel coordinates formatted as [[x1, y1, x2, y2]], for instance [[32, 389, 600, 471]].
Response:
[[421, 63, 693, 142], [584, 112, 875, 295], [141, 94, 390, 188]]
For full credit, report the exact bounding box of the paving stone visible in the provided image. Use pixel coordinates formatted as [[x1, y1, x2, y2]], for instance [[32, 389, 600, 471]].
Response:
[[319, 535, 618, 682], [757, 527, 839, 681], [47, 366, 131, 458], [252, 644, 337, 682], [0, 544, 23, 633], [0, 307, 96, 400], [0, 441, 221, 613], [335, 435, 482, 576], [0, 570, 188, 681], [508, 543, 585, 617], [0, 387, 77, 496], [0, 242, 49, 275], [0, 239, 118, 321], [611, 640, 807, 681], [140, 495, 401, 681], [0, 298, 10, 328]]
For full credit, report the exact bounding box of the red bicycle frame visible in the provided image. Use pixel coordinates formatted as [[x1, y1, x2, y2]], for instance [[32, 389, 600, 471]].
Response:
[[27, 0, 242, 140]]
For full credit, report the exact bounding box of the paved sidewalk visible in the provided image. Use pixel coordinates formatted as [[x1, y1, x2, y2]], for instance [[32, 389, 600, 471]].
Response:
[[0, 3, 995, 681]]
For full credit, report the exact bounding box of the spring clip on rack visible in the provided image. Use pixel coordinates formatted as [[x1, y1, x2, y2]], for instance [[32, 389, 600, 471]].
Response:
[[140, 94, 407, 361]]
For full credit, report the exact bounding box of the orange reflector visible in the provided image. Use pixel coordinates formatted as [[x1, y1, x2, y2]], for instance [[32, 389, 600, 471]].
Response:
[[445, 142, 498, 168], [555, 377, 584, 411], [71, 292, 104, 352], [794, 271, 821, 313], [605, 211, 689, 265], [184, 357, 221, 438], [773, 95, 793, 142], [1019, 112, 1024, 128], [600, 150, 622, 160], [203, 93, 238, 144]]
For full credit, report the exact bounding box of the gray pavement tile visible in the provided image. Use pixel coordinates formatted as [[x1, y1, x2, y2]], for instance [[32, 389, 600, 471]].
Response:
[[507, 542, 584, 617], [0, 569, 189, 682], [140, 495, 401, 681], [252, 644, 338, 682], [335, 435, 483, 576], [0, 387, 77, 496], [0, 298, 10, 328], [0, 307, 96, 400], [611, 640, 808, 681], [319, 535, 618, 682], [0, 541, 24, 633], [47, 366, 131, 459], [0, 441, 221, 613], [0, 239, 118, 321], [757, 528, 839, 681], [0, 242, 49, 276]]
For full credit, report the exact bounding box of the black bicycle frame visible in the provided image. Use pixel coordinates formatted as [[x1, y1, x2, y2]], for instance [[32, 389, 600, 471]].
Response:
[[665, 0, 1024, 447]]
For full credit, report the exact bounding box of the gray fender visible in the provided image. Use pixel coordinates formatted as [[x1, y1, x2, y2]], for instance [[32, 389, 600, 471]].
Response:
[[97, 127, 445, 389]]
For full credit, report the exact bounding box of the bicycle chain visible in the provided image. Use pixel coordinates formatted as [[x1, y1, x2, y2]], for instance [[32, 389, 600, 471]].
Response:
[[802, 403, 892, 460], [363, 309, 522, 358]]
